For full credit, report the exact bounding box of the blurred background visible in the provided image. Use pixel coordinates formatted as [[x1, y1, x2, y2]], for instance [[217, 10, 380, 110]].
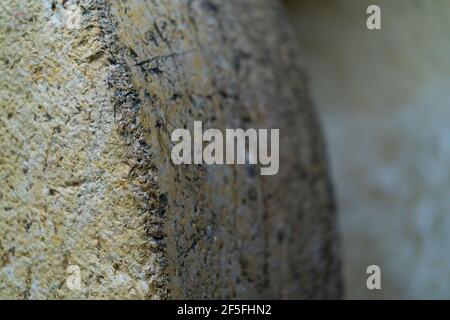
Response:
[[283, 0, 450, 299]]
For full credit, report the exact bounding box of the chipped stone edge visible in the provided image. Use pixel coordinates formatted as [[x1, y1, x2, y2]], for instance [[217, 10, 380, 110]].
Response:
[[83, 0, 169, 299]]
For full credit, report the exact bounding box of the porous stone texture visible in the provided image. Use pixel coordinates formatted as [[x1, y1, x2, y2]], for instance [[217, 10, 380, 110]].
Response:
[[0, 0, 341, 299]]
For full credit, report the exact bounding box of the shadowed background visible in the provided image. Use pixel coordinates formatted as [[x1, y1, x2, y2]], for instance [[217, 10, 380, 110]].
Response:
[[284, 0, 450, 299]]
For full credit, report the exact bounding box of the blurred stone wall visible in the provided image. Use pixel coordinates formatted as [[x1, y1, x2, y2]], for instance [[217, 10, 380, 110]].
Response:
[[285, 0, 450, 299]]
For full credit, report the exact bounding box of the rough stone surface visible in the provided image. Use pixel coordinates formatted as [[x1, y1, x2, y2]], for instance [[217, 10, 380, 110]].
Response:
[[0, 0, 341, 299]]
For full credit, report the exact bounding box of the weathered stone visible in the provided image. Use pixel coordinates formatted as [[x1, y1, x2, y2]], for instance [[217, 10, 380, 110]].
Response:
[[0, 0, 341, 299]]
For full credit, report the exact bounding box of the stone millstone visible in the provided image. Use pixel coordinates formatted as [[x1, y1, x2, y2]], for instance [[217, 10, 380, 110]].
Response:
[[0, 0, 341, 299]]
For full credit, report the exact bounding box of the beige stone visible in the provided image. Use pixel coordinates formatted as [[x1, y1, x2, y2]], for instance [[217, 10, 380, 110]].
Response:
[[0, 0, 340, 299]]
